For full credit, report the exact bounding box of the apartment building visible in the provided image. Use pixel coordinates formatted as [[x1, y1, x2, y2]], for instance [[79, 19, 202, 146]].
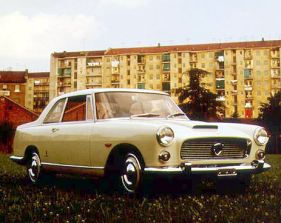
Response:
[[26, 72, 50, 113], [50, 40, 281, 118], [0, 70, 50, 113]]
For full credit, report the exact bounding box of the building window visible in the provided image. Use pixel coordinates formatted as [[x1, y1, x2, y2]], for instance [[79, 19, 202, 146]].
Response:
[[2, 84, 7, 90], [15, 85, 20, 92], [201, 63, 205, 68], [162, 53, 170, 62], [162, 63, 170, 71], [149, 65, 153, 70]]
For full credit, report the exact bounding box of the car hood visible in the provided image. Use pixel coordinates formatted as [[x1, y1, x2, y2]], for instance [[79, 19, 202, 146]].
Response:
[[108, 118, 255, 140]]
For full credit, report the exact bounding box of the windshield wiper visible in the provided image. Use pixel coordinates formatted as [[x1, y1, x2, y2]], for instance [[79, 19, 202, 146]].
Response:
[[130, 113, 160, 118], [166, 112, 186, 119]]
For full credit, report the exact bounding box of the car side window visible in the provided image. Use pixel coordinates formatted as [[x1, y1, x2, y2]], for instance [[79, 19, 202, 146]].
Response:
[[44, 98, 66, 123], [62, 95, 86, 122]]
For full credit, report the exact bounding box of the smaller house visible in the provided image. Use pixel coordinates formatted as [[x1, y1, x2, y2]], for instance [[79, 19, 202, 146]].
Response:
[[0, 96, 38, 153]]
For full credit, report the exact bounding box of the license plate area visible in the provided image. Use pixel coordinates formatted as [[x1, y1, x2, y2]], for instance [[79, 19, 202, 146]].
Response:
[[217, 168, 237, 177]]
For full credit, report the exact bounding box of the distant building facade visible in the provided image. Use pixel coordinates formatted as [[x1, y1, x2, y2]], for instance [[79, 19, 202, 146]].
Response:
[[0, 70, 28, 106], [26, 72, 50, 113], [50, 40, 281, 118], [0, 70, 50, 113]]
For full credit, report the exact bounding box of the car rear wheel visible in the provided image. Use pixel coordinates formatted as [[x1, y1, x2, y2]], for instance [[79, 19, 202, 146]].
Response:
[[120, 153, 143, 193], [26, 152, 42, 184]]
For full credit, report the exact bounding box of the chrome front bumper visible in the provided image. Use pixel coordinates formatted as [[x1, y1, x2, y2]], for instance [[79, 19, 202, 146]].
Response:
[[144, 160, 271, 176]]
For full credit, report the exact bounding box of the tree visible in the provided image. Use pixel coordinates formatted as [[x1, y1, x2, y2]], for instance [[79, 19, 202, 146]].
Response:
[[176, 68, 224, 121], [0, 121, 15, 153], [258, 91, 281, 126], [231, 111, 239, 119]]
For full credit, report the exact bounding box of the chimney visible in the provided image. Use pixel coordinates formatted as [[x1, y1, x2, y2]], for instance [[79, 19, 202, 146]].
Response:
[[157, 43, 161, 47]]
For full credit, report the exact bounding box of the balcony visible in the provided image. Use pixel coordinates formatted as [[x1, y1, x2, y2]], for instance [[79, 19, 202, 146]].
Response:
[[244, 50, 253, 60], [86, 73, 102, 77], [137, 55, 145, 64], [245, 102, 253, 108], [244, 85, 253, 91], [231, 80, 237, 85], [162, 63, 170, 73], [58, 82, 71, 87], [111, 60, 120, 68], [245, 60, 253, 69], [271, 49, 280, 58], [137, 83, 145, 89], [271, 84, 281, 89], [244, 69, 253, 79], [271, 59, 280, 68], [162, 74, 170, 82], [59, 60, 72, 68], [111, 80, 120, 85], [216, 96, 225, 101], [215, 51, 224, 62], [231, 90, 238, 95], [162, 53, 170, 62], [86, 61, 102, 67], [215, 70, 224, 79], [245, 94, 253, 100], [162, 82, 171, 92], [216, 62, 224, 70], [58, 68, 71, 76], [111, 67, 120, 74], [137, 74, 145, 83], [189, 53, 197, 62]]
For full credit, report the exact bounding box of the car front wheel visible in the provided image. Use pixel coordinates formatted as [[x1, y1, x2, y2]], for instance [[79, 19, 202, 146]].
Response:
[[120, 153, 143, 194], [26, 152, 42, 184]]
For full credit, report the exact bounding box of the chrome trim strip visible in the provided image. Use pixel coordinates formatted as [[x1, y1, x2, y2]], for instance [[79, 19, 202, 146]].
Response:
[[144, 167, 182, 172], [10, 155, 24, 160], [41, 162, 104, 169]]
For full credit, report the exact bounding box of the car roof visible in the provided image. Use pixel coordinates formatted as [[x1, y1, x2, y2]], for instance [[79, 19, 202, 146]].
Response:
[[56, 88, 169, 99]]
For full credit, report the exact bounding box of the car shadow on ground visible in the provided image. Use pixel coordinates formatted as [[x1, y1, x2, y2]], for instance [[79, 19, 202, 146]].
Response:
[[22, 174, 250, 198]]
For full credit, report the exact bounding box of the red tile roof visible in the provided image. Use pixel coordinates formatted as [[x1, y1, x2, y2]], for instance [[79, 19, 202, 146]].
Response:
[[28, 72, 49, 78], [52, 50, 105, 58], [0, 71, 27, 83], [105, 40, 281, 55]]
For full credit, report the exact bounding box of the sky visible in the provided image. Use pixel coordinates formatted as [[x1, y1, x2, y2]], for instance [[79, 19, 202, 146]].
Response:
[[0, 0, 280, 72]]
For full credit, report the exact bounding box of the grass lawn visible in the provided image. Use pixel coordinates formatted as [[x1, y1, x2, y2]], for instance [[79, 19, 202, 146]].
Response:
[[0, 154, 281, 222]]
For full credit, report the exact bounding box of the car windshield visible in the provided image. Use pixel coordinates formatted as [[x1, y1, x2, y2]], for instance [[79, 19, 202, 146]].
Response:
[[95, 92, 188, 120]]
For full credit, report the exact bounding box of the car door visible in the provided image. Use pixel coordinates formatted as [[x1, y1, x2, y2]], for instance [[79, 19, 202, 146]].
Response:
[[42, 95, 93, 167]]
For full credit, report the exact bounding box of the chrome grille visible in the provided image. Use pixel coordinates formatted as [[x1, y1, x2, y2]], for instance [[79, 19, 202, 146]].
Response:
[[181, 138, 249, 160]]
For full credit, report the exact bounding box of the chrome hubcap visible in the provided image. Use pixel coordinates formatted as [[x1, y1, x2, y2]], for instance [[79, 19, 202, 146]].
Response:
[[27, 153, 41, 183], [121, 154, 141, 193]]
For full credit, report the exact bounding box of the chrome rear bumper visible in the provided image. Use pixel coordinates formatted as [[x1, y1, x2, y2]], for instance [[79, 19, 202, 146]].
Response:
[[144, 160, 271, 176]]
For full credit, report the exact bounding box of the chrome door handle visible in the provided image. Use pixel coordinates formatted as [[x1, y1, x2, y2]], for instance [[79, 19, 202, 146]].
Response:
[[51, 128, 59, 133]]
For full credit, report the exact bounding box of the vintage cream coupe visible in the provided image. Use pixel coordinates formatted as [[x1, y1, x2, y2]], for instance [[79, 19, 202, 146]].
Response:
[[10, 88, 271, 193]]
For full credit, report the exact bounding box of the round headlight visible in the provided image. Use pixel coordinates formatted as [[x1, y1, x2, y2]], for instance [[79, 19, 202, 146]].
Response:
[[156, 127, 174, 146], [254, 128, 269, 146]]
